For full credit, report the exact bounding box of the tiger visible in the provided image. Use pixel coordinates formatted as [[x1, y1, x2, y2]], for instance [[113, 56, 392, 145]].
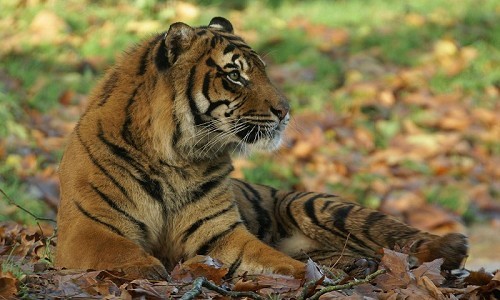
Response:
[[56, 17, 468, 280]]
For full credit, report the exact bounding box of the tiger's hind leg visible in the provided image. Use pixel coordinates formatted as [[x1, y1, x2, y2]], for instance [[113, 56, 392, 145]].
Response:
[[274, 191, 468, 272]]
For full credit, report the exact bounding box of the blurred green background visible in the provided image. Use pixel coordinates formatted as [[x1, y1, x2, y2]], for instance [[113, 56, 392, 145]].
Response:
[[0, 0, 498, 256]]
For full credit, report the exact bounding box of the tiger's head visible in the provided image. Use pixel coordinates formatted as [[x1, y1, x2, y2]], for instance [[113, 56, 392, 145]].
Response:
[[153, 17, 289, 159]]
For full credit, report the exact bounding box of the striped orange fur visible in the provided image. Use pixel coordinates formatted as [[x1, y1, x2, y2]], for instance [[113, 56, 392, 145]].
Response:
[[56, 17, 468, 279]]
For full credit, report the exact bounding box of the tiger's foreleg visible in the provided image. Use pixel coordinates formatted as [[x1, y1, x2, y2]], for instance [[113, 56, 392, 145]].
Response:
[[171, 191, 306, 279], [56, 209, 169, 280], [274, 191, 468, 272]]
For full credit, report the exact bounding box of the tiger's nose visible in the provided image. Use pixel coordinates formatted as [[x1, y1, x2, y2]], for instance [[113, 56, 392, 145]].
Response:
[[270, 102, 290, 121]]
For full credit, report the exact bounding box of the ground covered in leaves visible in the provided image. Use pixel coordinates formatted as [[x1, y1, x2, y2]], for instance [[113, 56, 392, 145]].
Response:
[[1, 0, 499, 298], [1, 223, 499, 299]]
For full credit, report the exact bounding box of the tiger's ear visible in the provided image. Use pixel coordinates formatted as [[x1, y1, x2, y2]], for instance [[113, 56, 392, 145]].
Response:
[[164, 22, 195, 66], [208, 17, 234, 33]]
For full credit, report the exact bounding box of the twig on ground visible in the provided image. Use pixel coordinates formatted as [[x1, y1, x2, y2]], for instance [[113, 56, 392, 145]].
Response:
[[0, 187, 56, 223], [298, 279, 319, 300], [332, 232, 351, 269], [181, 277, 204, 300], [181, 277, 266, 300], [308, 269, 386, 300]]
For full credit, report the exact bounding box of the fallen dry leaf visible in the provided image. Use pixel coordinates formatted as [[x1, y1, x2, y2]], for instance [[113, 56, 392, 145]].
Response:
[[0, 271, 18, 300], [374, 248, 412, 290], [177, 255, 228, 284], [412, 258, 445, 286]]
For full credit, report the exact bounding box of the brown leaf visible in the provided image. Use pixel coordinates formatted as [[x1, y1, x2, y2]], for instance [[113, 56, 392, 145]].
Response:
[[0, 271, 18, 300], [374, 248, 412, 290], [125, 279, 168, 299], [387, 283, 435, 299], [170, 263, 193, 283], [417, 276, 446, 299], [58, 90, 75, 106], [180, 255, 228, 284], [233, 278, 271, 292], [412, 258, 444, 286], [245, 274, 302, 294], [305, 258, 325, 283]]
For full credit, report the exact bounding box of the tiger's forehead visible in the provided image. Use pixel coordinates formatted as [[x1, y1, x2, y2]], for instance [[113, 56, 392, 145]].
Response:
[[195, 27, 266, 69]]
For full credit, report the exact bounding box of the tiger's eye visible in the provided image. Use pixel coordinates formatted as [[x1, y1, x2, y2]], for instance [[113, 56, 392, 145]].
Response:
[[228, 71, 240, 81]]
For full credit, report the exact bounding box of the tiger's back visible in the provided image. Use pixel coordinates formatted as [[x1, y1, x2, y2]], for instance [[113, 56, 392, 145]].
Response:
[[56, 17, 467, 279]]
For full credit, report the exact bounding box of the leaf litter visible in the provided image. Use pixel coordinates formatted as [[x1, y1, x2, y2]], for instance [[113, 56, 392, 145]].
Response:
[[1, 223, 499, 299], [1, 2, 499, 299]]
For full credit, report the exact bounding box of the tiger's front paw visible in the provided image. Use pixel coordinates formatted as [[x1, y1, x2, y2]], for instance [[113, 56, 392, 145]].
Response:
[[121, 261, 170, 280], [417, 233, 468, 270], [272, 261, 306, 278]]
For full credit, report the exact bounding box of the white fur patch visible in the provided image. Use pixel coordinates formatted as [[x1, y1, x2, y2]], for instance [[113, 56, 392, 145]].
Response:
[[276, 231, 319, 256]]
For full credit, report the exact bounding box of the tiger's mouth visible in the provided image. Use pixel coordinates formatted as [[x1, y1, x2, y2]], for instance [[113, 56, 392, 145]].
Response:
[[233, 118, 288, 145]]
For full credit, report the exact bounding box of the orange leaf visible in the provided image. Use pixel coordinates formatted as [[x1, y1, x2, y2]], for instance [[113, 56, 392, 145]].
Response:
[[0, 272, 18, 300]]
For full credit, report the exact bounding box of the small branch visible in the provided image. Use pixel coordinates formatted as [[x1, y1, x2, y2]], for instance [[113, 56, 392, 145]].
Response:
[[0, 187, 56, 223], [181, 277, 204, 300], [309, 269, 386, 300], [332, 232, 351, 268], [439, 287, 470, 295], [181, 277, 266, 300], [298, 280, 319, 300]]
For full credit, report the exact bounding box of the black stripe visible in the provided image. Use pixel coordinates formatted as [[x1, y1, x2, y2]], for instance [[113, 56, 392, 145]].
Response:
[[271, 188, 289, 239], [75, 125, 136, 206], [206, 99, 231, 115], [137, 176, 165, 203], [223, 63, 238, 69], [231, 54, 240, 62], [138, 36, 161, 76], [362, 211, 387, 247], [223, 44, 236, 54], [155, 35, 171, 71], [74, 201, 123, 236], [221, 78, 238, 93], [284, 192, 302, 229], [203, 162, 234, 177], [217, 33, 245, 43], [206, 57, 224, 73], [186, 66, 204, 126], [320, 200, 334, 213], [91, 184, 149, 237], [189, 176, 225, 203], [225, 256, 242, 279], [234, 180, 271, 240], [197, 221, 242, 255], [202, 72, 211, 101], [181, 203, 236, 243], [304, 198, 373, 252], [121, 84, 143, 150], [332, 204, 355, 232], [171, 115, 182, 146], [138, 48, 149, 75], [210, 35, 218, 47], [97, 120, 169, 207], [98, 121, 143, 171], [98, 71, 119, 106]]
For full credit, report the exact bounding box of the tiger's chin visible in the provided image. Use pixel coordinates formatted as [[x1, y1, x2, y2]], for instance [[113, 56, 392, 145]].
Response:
[[231, 133, 284, 157]]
